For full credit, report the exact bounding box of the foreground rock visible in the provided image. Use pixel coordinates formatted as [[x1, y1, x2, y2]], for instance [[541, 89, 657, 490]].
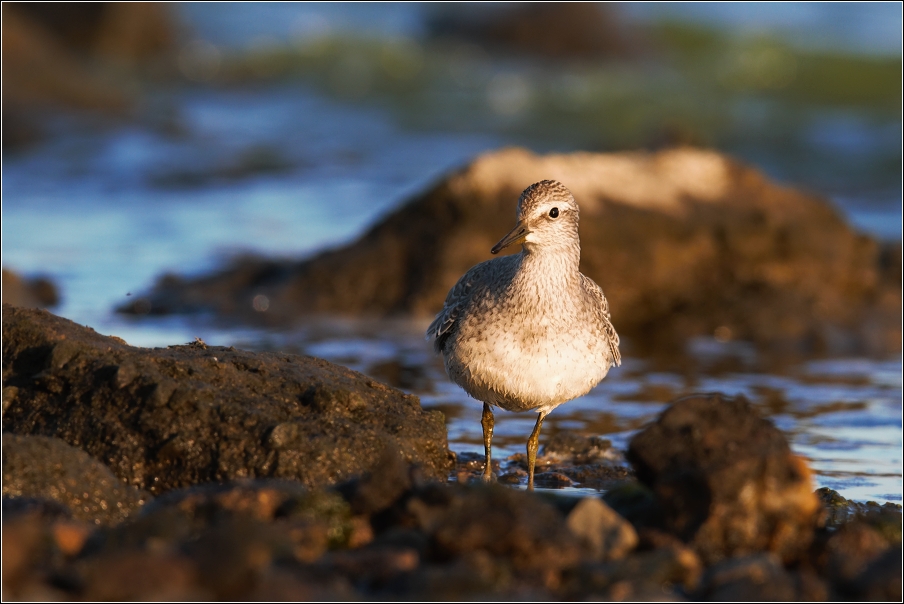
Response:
[[2, 306, 451, 494], [120, 147, 901, 355], [2, 435, 149, 525], [626, 393, 821, 565], [3, 387, 900, 600]]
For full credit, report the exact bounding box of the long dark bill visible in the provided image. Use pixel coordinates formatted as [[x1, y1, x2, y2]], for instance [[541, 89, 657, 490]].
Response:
[[490, 222, 529, 255]]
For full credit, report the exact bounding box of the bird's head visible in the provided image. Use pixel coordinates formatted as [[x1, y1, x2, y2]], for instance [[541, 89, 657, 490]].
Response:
[[491, 180, 580, 255]]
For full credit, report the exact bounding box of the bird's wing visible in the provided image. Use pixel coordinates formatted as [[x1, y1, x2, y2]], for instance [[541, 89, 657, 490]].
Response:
[[581, 274, 621, 367], [426, 260, 494, 354]]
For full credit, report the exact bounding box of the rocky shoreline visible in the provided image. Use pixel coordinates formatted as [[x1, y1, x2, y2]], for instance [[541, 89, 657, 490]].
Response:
[[3, 306, 900, 600], [118, 148, 901, 357]]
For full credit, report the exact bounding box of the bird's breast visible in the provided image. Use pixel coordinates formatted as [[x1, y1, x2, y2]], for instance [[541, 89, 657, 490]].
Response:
[[444, 292, 612, 412]]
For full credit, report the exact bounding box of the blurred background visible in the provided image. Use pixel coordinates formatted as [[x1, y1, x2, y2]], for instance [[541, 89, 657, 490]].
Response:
[[2, 3, 901, 502]]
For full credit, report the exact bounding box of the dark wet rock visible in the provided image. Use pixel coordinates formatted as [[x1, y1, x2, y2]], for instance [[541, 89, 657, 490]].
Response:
[[2, 306, 452, 494], [816, 486, 902, 544], [1, 268, 59, 309], [408, 482, 583, 574], [565, 545, 702, 600], [82, 480, 366, 599], [2, 455, 898, 601], [2, 496, 73, 522], [542, 431, 613, 464], [534, 471, 574, 488], [120, 148, 901, 356], [1, 511, 73, 600], [602, 481, 658, 529], [452, 445, 630, 490], [627, 393, 821, 565], [847, 546, 903, 601], [427, 4, 640, 60], [817, 521, 892, 592], [557, 464, 632, 490], [73, 550, 208, 601], [2, 434, 150, 526], [336, 446, 416, 518], [566, 497, 638, 561], [696, 553, 828, 601]]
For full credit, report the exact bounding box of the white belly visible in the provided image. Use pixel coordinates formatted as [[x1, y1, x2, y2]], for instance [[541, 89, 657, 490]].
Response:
[[444, 314, 611, 413]]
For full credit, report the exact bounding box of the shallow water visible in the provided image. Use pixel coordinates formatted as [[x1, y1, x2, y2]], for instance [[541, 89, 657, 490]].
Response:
[[2, 22, 902, 505]]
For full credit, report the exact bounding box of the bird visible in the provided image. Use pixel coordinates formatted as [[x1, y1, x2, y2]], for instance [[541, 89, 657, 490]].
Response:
[[427, 180, 621, 490]]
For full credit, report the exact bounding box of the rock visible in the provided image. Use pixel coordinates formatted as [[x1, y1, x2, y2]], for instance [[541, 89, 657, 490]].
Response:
[[12, 3, 173, 62], [1, 269, 59, 309], [427, 4, 640, 60], [566, 497, 638, 561], [542, 432, 613, 464], [816, 487, 902, 544], [85, 480, 362, 599], [335, 446, 414, 517], [696, 553, 828, 601], [407, 482, 582, 574], [848, 546, 903, 602], [1, 511, 71, 600], [119, 148, 901, 355], [566, 545, 702, 599], [2, 306, 452, 494], [818, 521, 891, 592], [626, 393, 821, 564], [2, 434, 149, 525], [75, 550, 209, 601], [1, 3, 176, 152]]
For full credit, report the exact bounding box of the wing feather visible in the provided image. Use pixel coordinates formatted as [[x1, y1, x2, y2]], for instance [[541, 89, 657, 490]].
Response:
[[580, 274, 621, 367], [426, 260, 495, 354]]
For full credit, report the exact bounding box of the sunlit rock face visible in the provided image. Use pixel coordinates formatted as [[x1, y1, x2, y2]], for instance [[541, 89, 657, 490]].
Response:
[[120, 147, 901, 356]]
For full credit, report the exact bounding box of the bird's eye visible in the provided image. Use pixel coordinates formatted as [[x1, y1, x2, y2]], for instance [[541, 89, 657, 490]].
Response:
[[549, 207, 559, 218]]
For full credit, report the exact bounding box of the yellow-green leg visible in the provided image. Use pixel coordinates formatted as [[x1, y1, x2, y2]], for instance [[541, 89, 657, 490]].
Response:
[[481, 402, 495, 482], [527, 412, 547, 490]]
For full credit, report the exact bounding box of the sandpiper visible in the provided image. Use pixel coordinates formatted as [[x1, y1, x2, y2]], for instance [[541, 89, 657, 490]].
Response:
[[427, 180, 621, 489]]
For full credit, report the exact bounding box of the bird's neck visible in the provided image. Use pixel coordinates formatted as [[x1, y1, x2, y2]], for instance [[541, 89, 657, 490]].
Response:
[[520, 240, 582, 282]]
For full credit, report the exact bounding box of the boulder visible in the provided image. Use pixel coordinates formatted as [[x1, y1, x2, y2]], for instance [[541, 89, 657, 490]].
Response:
[[1, 268, 59, 309], [626, 393, 821, 565], [2, 434, 149, 525], [427, 4, 640, 60], [2, 305, 452, 494], [119, 147, 901, 355]]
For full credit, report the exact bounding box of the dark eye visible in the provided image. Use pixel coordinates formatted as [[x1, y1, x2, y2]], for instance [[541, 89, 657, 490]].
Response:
[[549, 207, 559, 218]]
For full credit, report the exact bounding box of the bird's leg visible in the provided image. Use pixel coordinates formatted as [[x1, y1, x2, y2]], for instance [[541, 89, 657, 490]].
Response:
[[526, 411, 547, 491], [481, 402, 495, 482]]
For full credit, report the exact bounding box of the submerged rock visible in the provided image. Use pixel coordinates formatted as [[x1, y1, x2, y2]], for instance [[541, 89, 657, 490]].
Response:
[[626, 393, 821, 565], [2, 305, 452, 494], [119, 147, 901, 355]]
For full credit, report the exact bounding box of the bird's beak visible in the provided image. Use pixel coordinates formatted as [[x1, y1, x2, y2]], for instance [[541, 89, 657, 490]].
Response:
[[491, 220, 529, 255]]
